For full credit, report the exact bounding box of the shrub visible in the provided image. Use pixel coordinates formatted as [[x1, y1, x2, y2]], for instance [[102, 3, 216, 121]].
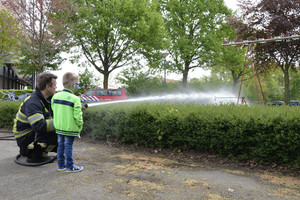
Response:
[[82, 108, 126, 140], [0, 101, 21, 129], [2, 100, 299, 168], [81, 103, 300, 168]]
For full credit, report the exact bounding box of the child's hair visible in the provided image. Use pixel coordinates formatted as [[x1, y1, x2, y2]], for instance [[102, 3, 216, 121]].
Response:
[[63, 72, 79, 89]]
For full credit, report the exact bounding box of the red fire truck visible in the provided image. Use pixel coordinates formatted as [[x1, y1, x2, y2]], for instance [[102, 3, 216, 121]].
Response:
[[81, 88, 127, 102]]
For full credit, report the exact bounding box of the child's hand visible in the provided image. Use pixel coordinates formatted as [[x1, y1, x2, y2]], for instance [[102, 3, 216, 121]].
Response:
[[81, 103, 88, 111]]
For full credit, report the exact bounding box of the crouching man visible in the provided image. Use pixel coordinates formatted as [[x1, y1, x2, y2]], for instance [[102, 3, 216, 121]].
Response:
[[13, 72, 58, 163]]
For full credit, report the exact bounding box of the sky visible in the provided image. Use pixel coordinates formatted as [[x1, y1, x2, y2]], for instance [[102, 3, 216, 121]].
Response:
[[52, 0, 239, 90]]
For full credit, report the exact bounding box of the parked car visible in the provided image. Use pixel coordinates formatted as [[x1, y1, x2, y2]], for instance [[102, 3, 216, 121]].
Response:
[[290, 100, 300, 106], [81, 88, 127, 102], [271, 101, 284, 106]]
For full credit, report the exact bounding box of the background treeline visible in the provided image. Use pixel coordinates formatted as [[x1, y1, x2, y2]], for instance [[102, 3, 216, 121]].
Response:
[[1, 0, 299, 105], [115, 67, 300, 103]]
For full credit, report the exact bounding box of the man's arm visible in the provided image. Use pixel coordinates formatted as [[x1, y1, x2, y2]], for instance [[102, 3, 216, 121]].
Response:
[[25, 102, 55, 134]]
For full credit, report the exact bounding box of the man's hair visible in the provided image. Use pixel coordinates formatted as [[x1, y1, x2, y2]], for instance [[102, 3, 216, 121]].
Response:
[[63, 72, 79, 88], [37, 72, 58, 90]]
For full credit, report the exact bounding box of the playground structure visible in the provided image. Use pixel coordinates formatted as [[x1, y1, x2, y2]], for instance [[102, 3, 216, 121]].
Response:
[[222, 34, 300, 105]]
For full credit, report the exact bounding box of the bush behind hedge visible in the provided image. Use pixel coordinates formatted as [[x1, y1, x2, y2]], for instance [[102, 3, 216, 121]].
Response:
[[82, 103, 300, 168]]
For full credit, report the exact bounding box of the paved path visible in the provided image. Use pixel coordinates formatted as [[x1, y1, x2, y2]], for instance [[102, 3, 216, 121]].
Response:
[[0, 131, 299, 200]]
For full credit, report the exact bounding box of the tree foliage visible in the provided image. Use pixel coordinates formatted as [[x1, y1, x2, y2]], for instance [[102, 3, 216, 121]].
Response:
[[116, 64, 164, 96], [230, 0, 300, 104], [290, 70, 300, 100], [211, 24, 247, 92], [69, 0, 169, 89], [188, 74, 232, 92], [0, 9, 21, 65], [1, 0, 75, 74], [75, 68, 101, 95], [243, 73, 283, 103], [161, 0, 231, 87]]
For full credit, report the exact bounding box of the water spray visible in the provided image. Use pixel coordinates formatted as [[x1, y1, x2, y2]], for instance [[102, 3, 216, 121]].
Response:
[[86, 91, 239, 107]]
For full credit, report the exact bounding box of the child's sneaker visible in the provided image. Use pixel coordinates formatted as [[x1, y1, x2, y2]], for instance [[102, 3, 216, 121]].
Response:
[[57, 168, 66, 172], [66, 165, 83, 173]]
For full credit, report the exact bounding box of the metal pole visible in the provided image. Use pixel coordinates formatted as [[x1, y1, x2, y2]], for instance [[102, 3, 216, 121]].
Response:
[[222, 34, 300, 46], [161, 52, 168, 95], [237, 45, 250, 105], [3, 66, 6, 89], [32, 71, 35, 89], [249, 45, 261, 104], [164, 58, 166, 94], [289, 75, 291, 106], [253, 56, 267, 105]]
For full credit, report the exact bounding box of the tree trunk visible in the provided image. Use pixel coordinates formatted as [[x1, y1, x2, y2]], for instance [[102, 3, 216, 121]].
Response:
[[283, 66, 290, 105], [232, 78, 239, 94], [103, 72, 109, 89], [182, 62, 190, 88], [182, 72, 188, 88], [231, 70, 242, 94]]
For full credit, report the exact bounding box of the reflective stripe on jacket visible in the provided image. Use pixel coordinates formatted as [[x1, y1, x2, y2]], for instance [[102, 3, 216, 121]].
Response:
[[51, 89, 83, 137], [13, 88, 55, 139]]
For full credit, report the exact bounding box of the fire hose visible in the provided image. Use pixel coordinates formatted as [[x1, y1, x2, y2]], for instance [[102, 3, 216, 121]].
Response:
[[0, 135, 15, 141]]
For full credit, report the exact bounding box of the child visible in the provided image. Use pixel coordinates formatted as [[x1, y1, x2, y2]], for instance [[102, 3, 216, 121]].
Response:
[[51, 72, 84, 173]]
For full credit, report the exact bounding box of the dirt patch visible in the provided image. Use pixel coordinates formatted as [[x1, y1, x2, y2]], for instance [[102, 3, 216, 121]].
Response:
[[105, 139, 300, 176], [128, 179, 163, 191], [207, 194, 228, 200], [224, 169, 246, 176], [225, 169, 300, 189], [259, 172, 300, 188], [271, 187, 300, 199], [112, 153, 175, 174], [184, 178, 210, 188], [101, 139, 300, 197], [79, 138, 300, 196]]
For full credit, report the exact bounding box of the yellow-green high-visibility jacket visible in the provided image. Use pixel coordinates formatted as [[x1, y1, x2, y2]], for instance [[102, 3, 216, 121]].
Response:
[[51, 89, 83, 138], [13, 88, 55, 146]]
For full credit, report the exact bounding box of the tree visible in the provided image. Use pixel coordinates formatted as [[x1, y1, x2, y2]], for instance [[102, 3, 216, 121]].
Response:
[[116, 64, 164, 96], [161, 0, 231, 87], [211, 25, 248, 93], [188, 75, 232, 92], [69, 0, 169, 89], [1, 0, 75, 74], [0, 9, 21, 65], [75, 68, 101, 95], [243, 72, 283, 103], [230, 0, 300, 104], [290, 70, 300, 100]]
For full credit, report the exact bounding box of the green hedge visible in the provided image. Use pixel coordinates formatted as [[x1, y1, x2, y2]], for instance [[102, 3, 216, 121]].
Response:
[[1, 100, 299, 168], [82, 103, 300, 168], [0, 89, 32, 128], [0, 101, 21, 129]]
